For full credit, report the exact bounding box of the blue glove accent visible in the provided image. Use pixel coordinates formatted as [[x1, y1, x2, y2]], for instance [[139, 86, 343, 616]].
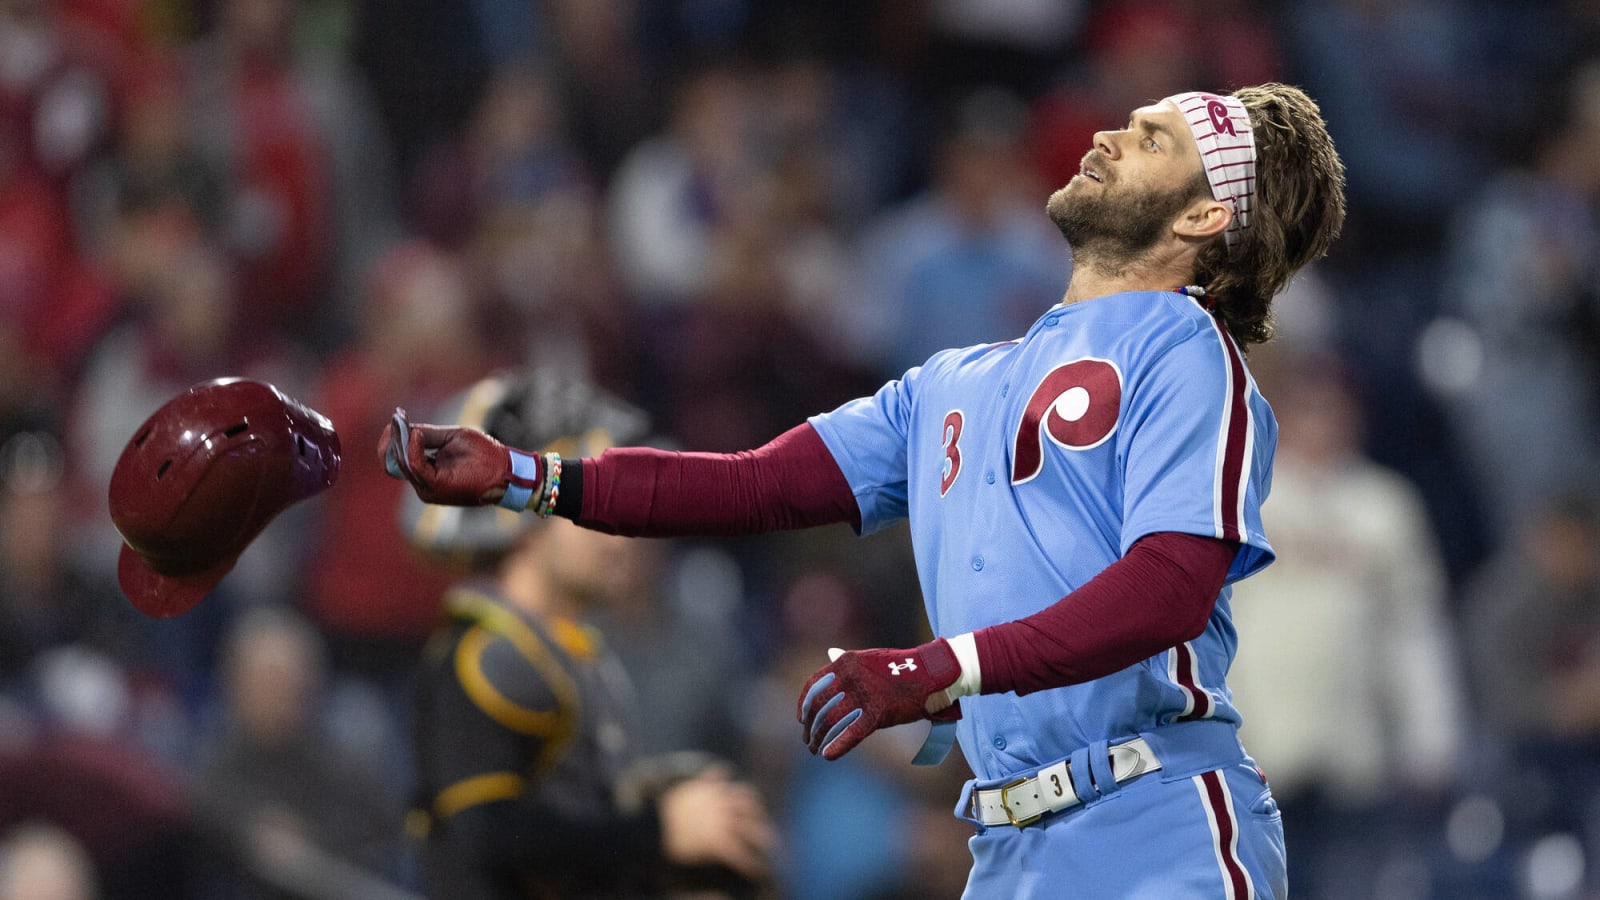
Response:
[[820, 708, 862, 756], [499, 448, 541, 511], [800, 672, 835, 724], [384, 409, 412, 479], [809, 693, 845, 744], [912, 720, 958, 766]]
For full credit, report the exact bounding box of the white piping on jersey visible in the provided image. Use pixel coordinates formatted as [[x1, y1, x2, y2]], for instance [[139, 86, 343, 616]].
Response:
[[1168, 640, 1214, 720], [1237, 407, 1255, 543], [1200, 300, 1254, 545], [1210, 343, 1232, 540]]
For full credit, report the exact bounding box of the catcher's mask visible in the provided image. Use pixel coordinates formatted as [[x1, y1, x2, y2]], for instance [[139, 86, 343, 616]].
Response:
[[109, 378, 341, 617], [400, 368, 648, 570]]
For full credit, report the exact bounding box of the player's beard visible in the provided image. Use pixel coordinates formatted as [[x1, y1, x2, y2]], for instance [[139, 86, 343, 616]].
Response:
[[1046, 169, 1204, 272]]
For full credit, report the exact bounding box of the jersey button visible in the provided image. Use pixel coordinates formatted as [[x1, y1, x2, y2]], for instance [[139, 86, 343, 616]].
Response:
[[971, 556, 984, 571], [1045, 316, 1059, 326], [992, 735, 1007, 749], [985, 471, 995, 484], [1001, 384, 1009, 397]]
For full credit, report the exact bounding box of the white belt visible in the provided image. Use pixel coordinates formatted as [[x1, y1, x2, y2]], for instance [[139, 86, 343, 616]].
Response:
[[971, 737, 1162, 827]]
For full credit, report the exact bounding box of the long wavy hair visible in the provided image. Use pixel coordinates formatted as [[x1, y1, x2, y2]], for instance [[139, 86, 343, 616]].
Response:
[[1193, 84, 1347, 347]]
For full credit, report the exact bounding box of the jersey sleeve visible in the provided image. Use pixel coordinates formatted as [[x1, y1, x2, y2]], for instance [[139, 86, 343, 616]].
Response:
[[571, 425, 859, 536], [1119, 320, 1276, 583], [806, 371, 919, 536]]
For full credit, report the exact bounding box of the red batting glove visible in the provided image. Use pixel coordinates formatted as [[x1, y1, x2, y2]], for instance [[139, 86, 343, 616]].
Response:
[[797, 639, 963, 761], [378, 408, 530, 507]]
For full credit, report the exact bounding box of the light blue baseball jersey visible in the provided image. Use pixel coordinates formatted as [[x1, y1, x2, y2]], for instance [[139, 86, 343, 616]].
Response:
[[809, 289, 1277, 782]]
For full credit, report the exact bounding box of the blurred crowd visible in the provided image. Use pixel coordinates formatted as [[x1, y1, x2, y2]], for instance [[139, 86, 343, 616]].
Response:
[[2, 0, 1599, 898]]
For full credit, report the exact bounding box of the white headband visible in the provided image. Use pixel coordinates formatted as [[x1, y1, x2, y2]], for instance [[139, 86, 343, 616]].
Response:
[[1165, 92, 1256, 252]]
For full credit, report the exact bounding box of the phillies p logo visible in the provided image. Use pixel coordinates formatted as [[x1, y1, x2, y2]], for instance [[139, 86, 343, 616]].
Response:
[[1012, 359, 1122, 484], [1207, 99, 1236, 136]]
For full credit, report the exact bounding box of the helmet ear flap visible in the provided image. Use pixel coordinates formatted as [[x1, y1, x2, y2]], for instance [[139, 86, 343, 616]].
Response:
[[109, 378, 341, 617], [279, 394, 341, 503]]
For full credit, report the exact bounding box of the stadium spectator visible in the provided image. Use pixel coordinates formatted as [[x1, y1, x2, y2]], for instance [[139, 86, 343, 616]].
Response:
[[1427, 58, 1600, 540], [0, 646, 198, 898], [0, 821, 100, 900], [407, 61, 592, 251], [606, 63, 761, 308], [1461, 488, 1600, 894], [842, 85, 1065, 377], [181, 0, 398, 345], [190, 605, 411, 898]]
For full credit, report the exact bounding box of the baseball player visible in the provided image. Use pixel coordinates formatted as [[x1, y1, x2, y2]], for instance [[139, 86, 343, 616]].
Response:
[[383, 83, 1346, 898]]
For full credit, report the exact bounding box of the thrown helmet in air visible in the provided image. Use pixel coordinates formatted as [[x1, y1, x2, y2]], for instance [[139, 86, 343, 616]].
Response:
[[109, 378, 341, 617]]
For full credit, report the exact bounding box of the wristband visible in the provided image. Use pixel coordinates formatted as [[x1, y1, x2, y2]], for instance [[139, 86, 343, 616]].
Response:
[[500, 449, 543, 511], [914, 633, 979, 767], [942, 632, 983, 704], [538, 453, 562, 518]]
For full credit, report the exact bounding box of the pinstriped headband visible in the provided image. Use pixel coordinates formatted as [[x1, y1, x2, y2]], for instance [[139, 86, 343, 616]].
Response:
[[1165, 92, 1256, 252]]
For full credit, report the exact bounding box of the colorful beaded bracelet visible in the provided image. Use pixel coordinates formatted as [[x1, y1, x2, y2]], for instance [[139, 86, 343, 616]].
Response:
[[538, 452, 562, 518]]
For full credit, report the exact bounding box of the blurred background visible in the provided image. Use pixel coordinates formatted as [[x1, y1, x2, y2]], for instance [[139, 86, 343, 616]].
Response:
[[1, 0, 1599, 897]]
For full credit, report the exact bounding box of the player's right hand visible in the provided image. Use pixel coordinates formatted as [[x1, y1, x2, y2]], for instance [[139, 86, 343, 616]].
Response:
[[798, 639, 964, 761], [657, 768, 776, 882], [378, 407, 521, 507]]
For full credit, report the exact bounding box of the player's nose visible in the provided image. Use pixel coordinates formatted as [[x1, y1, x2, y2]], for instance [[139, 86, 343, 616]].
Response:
[[1092, 129, 1120, 160]]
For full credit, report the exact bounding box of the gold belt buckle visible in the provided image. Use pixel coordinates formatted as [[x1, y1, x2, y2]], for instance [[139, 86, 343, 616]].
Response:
[[999, 776, 1044, 827]]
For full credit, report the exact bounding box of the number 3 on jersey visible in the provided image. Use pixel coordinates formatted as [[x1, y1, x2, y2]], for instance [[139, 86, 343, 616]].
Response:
[[939, 410, 964, 497], [938, 358, 1121, 496]]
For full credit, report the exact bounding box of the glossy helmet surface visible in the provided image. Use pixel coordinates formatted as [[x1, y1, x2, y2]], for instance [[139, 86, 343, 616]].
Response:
[[109, 378, 341, 617]]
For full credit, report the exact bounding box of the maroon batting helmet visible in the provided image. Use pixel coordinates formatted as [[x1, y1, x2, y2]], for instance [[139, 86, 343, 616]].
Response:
[[109, 378, 341, 617]]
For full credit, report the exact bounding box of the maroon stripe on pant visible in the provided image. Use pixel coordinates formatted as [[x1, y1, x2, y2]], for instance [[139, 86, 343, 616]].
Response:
[[1199, 769, 1252, 898]]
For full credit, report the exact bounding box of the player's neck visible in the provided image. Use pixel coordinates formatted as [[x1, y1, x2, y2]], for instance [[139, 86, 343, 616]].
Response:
[[1061, 247, 1196, 306]]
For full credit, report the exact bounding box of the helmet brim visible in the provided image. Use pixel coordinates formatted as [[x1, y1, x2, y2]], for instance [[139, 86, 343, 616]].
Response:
[[116, 542, 235, 618]]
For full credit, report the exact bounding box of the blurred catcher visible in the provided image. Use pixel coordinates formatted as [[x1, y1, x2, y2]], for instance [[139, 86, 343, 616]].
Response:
[[401, 370, 775, 900]]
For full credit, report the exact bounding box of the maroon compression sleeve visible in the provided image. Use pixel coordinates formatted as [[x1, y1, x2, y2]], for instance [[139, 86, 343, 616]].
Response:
[[974, 532, 1237, 695], [575, 423, 860, 536]]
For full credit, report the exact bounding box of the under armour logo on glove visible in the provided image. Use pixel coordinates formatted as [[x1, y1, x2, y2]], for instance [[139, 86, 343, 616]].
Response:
[[797, 640, 962, 760]]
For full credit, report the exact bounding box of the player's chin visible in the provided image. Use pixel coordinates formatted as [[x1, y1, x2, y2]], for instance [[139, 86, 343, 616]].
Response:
[[1052, 176, 1094, 200], [1046, 184, 1081, 221]]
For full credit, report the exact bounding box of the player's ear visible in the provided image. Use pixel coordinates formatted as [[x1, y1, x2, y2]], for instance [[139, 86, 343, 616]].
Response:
[[1172, 197, 1231, 242]]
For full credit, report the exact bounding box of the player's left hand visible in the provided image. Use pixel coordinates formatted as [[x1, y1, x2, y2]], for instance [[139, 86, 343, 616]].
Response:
[[378, 407, 521, 507], [798, 639, 964, 760]]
